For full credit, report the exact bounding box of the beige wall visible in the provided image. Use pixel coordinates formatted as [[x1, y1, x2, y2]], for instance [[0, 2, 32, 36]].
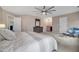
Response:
[[52, 16, 59, 33], [0, 7, 15, 28], [0, 7, 3, 24], [52, 12, 79, 33], [68, 12, 79, 28], [40, 17, 53, 32], [1, 7, 79, 33], [21, 16, 42, 32], [0, 7, 42, 32]]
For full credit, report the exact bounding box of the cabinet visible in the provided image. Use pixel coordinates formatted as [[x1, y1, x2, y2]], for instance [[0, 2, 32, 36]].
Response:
[[33, 26, 43, 33], [33, 19, 43, 33]]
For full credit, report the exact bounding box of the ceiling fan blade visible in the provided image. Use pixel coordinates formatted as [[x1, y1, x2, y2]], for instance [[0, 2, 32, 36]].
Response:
[[47, 6, 55, 10], [35, 7, 42, 11], [51, 10, 56, 11], [48, 10, 56, 12], [33, 11, 42, 14]]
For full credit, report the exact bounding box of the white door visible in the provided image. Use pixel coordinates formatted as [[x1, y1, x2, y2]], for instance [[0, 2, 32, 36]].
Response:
[[59, 16, 68, 33], [7, 14, 15, 29], [14, 17, 21, 32]]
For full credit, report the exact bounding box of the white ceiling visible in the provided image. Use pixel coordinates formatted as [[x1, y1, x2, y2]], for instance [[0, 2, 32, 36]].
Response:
[[1, 6, 79, 17]]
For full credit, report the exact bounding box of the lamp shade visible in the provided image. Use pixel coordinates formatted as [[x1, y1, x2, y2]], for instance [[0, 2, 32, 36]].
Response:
[[0, 24, 6, 29]]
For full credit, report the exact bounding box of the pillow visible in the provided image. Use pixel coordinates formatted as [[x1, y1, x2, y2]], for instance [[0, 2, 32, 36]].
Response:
[[73, 28, 79, 30], [67, 28, 74, 34], [74, 30, 79, 34], [0, 29, 16, 41]]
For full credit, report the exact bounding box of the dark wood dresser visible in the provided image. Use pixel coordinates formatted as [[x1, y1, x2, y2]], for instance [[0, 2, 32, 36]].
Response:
[[33, 26, 43, 33]]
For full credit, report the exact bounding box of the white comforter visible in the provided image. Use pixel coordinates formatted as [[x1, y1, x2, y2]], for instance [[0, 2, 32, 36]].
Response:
[[0, 32, 57, 52], [14, 32, 40, 52], [28, 32, 57, 52]]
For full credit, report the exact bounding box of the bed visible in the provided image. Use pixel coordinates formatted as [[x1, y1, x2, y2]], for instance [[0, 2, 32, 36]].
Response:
[[0, 29, 57, 52], [28, 32, 57, 52]]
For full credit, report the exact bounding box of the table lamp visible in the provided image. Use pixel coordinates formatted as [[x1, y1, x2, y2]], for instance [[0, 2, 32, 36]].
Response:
[[0, 24, 6, 29]]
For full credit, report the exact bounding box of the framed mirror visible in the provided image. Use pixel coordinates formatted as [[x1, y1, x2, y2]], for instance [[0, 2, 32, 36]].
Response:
[[35, 19, 40, 26]]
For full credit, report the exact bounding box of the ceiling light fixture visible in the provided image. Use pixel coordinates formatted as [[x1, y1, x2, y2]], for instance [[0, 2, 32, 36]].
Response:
[[42, 11, 46, 15]]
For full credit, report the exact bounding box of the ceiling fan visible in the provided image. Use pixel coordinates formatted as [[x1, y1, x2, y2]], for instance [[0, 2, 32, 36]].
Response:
[[34, 6, 56, 15]]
